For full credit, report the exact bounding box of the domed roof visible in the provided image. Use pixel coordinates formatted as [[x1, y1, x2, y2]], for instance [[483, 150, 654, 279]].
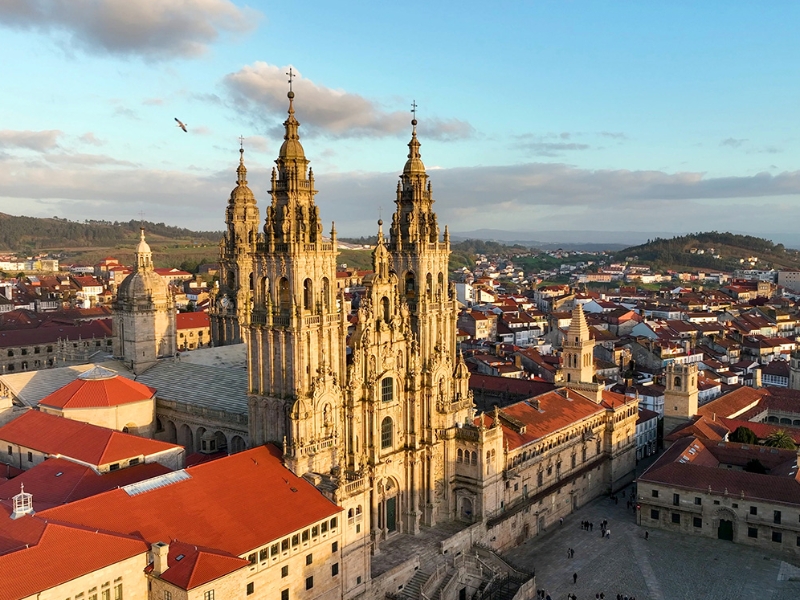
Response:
[[117, 269, 168, 301], [135, 228, 151, 254], [230, 148, 256, 205], [40, 365, 156, 409], [403, 120, 426, 176]]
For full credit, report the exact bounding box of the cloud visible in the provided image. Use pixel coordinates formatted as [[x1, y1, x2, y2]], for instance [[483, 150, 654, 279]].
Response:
[[721, 137, 748, 148], [599, 131, 627, 140], [2, 153, 800, 239], [0, 0, 260, 60], [223, 62, 474, 140], [113, 106, 140, 120], [79, 132, 104, 146], [519, 142, 591, 157], [0, 129, 61, 151], [142, 97, 165, 106]]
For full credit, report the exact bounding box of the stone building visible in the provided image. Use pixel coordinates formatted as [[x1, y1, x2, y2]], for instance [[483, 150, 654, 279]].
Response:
[[113, 230, 176, 374]]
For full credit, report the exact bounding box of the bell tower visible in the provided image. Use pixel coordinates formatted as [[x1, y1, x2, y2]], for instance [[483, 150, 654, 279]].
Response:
[[387, 112, 472, 527], [562, 303, 594, 385], [790, 351, 800, 390], [211, 143, 260, 346], [663, 362, 699, 434], [247, 85, 345, 478]]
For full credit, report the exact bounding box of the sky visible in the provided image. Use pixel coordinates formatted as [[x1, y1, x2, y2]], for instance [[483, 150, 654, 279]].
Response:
[[1, 1, 799, 242]]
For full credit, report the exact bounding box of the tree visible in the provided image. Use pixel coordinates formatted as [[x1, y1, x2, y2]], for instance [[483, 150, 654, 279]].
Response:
[[729, 426, 758, 445], [763, 430, 796, 450]]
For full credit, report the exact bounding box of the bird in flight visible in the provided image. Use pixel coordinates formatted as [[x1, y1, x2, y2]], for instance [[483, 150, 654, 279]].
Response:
[[174, 118, 187, 132]]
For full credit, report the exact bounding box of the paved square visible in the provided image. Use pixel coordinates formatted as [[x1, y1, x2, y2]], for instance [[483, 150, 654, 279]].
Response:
[[502, 485, 800, 600]]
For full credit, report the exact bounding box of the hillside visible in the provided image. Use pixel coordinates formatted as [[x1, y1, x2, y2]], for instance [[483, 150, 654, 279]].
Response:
[[0, 213, 221, 252], [617, 232, 800, 272]]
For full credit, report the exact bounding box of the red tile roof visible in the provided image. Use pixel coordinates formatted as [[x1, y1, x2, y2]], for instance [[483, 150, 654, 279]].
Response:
[[0, 457, 171, 512], [0, 519, 147, 600], [0, 318, 112, 348], [39, 366, 155, 409], [469, 373, 555, 398], [157, 541, 249, 590], [697, 386, 769, 419], [481, 390, 605, 450], [176, 311, 210, 330], [0, 410, 181, 466], [40, 445, 341, 557]]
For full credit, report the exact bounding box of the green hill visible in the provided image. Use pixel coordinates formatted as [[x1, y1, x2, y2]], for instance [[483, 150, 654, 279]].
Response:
[[617, 232, 800, 272], [0, 213, 221, 252]]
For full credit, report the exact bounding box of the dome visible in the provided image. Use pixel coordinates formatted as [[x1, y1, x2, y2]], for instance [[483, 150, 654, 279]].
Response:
[[136, 229, 151, 254], [117, 269, 169, 302], [230, 148, 256, 205]]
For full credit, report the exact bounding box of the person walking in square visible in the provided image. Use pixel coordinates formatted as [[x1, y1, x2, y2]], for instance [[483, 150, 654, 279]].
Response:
[[573, 572, 578, 584]]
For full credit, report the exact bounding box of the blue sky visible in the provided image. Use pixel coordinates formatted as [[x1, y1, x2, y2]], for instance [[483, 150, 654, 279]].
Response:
[[1, 1, 799, 241]]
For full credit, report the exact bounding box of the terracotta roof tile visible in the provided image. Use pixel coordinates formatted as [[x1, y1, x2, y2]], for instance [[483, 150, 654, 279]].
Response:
[[158, 540, 249, 590], [176, 312, 210, 330], [0, 520, 147, 600], [39, 366, 155, 409], [39, 445, 341, 557], [0, 410, 181, 466]]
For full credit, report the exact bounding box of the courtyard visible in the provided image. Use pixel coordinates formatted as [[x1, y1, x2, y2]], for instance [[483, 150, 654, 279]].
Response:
[[502, 484, 800, 600]]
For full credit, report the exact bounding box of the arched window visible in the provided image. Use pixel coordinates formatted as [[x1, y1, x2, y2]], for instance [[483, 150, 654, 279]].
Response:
[[279, 278, 290, 312], [405, 272, 415, 296], [303, 278, 313, 311], [227, 271, 235, 289], [381, 417, 393, 449], [260, 277, 270, 304], [471, 451, 477, 465], [381, 296, 390, 322], [426, 273, 433, 299], [322, 277, 330, 310], [674, 376, 682, 388], [382, 377, 394, 403], [249, 272, 254, 290], [438, 272, 444, 296], [457, 449, 463, 463]]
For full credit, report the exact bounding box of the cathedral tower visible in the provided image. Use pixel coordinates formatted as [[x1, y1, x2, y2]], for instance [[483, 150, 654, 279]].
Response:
[[113, 230, 176, 374], [247, 89, 344, 478], [663, 362, 699, 434], [211, 146, 261, 346], [562, 303, 594, 385]]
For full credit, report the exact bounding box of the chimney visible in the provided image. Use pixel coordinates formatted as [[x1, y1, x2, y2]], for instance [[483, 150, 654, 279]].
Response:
[[152, 542, 169, 577], [752, 368, 762, 389]]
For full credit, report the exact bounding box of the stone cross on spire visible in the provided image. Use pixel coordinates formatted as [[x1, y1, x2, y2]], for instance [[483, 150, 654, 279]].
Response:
[[286, 67, 295, 93]]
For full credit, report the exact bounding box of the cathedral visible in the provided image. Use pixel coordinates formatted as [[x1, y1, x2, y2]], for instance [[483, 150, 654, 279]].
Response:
[[209, 86, 638, 565], [211, 88, 474, 542]]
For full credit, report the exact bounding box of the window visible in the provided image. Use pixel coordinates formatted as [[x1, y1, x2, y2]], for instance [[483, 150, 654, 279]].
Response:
[[109, 463, 120, 471], [129, 458, 140, 466], [321, 520, 328, 534], [750, 506, 758, 516], [330, 517, 337, 529], [772, 531, 783, 543], [27, 451, 32, 463], [281, 590, 289, 600], [537, 471, 543, 486], [332, 541, 338, 553], [248, 553, 256, 564], [260, 548, 268, 561], [693, 517, 702, 528], [671, 513, 680, 524], [302, 529, 309, 543], [203, 592, 215, 600], [6, 445, 11, 455], [164, 592, 172, 600], [357, 576, 362, 585], [651, 489, 659, 498], [281, 539, 289, 552], [114, 584, 122, 600], [306, 576, 314, 590], [312, 525, 319, 537], [281, 566, 288, 578], [381, 417, 393, 449], [306, 553, 313, 565], [650, 509, 660, 520], [332, 562, 339, 577], [774, 510, 782, 524], [457, 449, 463, 463], [694, 497, 701, 506], [748, 527, 758, 538], [246, 582, 254, 595], [672, 493, 680, 506], [102, 591, 110, 600], [382, 377, 393, 403], [292, 534, 299, 547]]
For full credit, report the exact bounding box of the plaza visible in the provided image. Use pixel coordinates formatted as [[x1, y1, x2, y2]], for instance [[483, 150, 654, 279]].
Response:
[[503, 484, 800, 600]]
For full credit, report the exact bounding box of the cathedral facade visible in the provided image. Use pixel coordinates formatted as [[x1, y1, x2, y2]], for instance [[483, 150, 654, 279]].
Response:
[[210, 90, 637, 581]]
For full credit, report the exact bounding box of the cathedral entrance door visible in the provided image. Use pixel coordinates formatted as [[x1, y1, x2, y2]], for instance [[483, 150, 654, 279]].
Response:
[[718, 519, 734, 541], [386, 497, 397, 532]]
